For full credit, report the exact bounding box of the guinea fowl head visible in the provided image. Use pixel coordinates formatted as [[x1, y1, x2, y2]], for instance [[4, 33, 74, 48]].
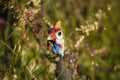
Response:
[[47, 21, 64, 57]]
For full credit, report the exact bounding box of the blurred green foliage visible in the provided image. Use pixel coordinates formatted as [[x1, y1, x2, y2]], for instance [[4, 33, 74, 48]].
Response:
[[0, 0, 120, 80]]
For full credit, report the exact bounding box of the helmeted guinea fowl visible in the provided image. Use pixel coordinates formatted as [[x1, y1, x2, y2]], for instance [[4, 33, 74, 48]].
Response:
[[47, 21, 73, 80]]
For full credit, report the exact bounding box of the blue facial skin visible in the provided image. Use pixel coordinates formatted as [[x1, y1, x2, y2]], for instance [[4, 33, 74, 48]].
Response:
[[53, 44, 59, 55], [53, 43, 64, 57]]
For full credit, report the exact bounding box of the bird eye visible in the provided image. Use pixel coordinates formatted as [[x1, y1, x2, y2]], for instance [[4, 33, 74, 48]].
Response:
[[58, 32, 61, 36]]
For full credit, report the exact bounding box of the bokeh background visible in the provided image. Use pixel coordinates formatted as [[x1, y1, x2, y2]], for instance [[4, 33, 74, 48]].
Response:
[[0, 0, 120, 80]]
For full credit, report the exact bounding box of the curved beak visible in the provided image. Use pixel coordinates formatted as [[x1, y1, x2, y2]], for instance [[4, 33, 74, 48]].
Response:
[[47, 35, 52, 41]]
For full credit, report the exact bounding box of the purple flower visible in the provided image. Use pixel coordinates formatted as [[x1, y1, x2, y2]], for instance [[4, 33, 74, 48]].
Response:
[[68, 53, 74, 59], [0, 18, 7, 26], [77, 67, 81, 75], [67, 53, 77, 69]]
